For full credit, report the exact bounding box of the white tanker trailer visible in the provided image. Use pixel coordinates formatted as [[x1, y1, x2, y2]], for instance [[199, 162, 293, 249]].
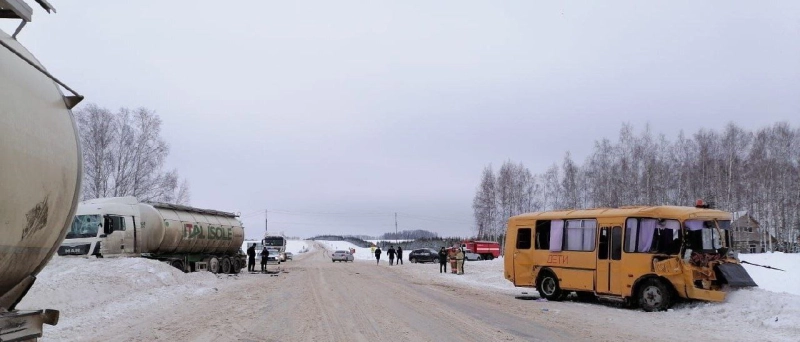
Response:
[[58, 197, 248, 274], [1, 1, 84, 340]]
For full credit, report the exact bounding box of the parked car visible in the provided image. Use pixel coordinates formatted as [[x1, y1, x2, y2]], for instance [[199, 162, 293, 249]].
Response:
[[331, 250, 354, 262], [284, 252, 293, 261], [408, 248, 439, 263], [264, 248, 281, 264], [464, 249, 482, 261], [446, 247, 482, 261]]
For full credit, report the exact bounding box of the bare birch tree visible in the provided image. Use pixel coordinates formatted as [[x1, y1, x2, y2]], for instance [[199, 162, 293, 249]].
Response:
[[472, 122, 800, 252], [74, 104, 191, 205]]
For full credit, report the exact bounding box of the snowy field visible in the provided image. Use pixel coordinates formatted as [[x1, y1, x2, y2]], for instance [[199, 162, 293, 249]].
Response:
[[16, 240, 800, 341]]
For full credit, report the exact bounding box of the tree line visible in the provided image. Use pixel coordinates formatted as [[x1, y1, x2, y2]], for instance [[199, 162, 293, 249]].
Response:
[[380, 229, 440, 240], [473, 122, 800, 251], [75, 104, 190, 204]]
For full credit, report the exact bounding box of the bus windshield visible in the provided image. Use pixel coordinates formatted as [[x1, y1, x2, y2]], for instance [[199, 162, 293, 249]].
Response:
[[66, 215, 101, 239], [685, 219, 731, 252]]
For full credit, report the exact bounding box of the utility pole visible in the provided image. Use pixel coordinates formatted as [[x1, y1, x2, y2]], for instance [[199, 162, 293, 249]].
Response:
[[265, 209, 268, 238], [395, 212, 398, 244]]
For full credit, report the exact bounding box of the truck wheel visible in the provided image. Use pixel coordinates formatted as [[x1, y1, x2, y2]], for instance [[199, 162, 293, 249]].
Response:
[[537, 271, 565, 301], [638, 278, 672, 312], [208, 257, 220, 274], [221, 257, 232, 274], [170, 260, 185, 272], [232, 259, 242, 274]]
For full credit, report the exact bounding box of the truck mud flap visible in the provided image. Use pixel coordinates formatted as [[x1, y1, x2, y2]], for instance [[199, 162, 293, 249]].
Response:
[[716, 263, 758, 287], [0, 309, 58, 342]]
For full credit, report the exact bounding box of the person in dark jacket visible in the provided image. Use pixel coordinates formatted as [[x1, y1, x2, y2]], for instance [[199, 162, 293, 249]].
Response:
[[247, 245, 256, 272], [261, 247, 269, 273], [374, 247, 382, 265], [387, 246, 396, 265], [438, 247, 448, 273], [396, 246, 403, 265]]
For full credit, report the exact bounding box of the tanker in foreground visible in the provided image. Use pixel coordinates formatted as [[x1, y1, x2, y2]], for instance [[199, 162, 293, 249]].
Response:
[[1, 1, 84, 340], [58, 197, 247, 274]]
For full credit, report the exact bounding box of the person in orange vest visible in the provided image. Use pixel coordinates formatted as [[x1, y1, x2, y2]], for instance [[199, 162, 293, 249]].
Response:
[[455, 247, 465, 275], [448, 248, 457, 274]]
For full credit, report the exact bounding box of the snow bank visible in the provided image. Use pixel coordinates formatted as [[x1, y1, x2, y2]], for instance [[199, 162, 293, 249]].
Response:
[[315, 240, 375, 261], [740, 252, 800, 296], [18, 256, 227, 341], [286, 239, 312, 255], [672, 288, 800, 340]]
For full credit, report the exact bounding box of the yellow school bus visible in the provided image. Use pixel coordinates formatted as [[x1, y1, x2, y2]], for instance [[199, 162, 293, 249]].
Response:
[[503, 204, 757, 311]]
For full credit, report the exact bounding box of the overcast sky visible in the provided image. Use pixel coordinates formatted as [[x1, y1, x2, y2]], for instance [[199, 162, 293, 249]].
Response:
[[6, 1, 799, 239]]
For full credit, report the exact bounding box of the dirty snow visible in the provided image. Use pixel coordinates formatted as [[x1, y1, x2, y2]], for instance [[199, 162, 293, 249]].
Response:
[[16, 239, 800, 341], [316, 240, 800, 341]]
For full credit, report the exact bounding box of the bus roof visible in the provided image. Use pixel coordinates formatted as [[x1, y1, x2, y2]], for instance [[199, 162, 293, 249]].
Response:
[[510, 206, 731, 221]]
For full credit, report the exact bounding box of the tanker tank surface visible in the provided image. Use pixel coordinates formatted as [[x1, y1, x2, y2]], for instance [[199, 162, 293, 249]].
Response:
[[59, 197, 247, 274], [0, 1, 84, 341]]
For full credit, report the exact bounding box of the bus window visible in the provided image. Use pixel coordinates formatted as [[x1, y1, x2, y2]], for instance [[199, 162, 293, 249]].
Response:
[[611, 227, 622, 260], [564, 219, 596, 251], [685, 220, 730, 252], [625, 218, 680, 255], [534, 221, 551, 250], [548, 220, 564, 252], [516, 228, 532, 249], [598, 228, 609, 260], [624, 218, 639, 253]]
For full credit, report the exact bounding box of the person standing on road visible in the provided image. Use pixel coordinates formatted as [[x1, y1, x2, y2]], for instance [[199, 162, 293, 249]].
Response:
[[247, 244, 256, 272], [448, 248, 457, 273], [387, 246, 396, 265], [438, 247, 448, 273], [374, 247, 382, 265], [396, 246, 403, 265], [455, 247, 465, 275], [261, 247, 269, 273]]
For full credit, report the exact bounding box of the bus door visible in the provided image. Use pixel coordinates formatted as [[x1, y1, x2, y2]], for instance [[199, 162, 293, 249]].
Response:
[[513, 227, 535, 287], [596, 226, 623, 294]]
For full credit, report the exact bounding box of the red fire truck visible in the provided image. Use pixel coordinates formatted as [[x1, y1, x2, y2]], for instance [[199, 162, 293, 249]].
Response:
[[460, 240, 501, 260]]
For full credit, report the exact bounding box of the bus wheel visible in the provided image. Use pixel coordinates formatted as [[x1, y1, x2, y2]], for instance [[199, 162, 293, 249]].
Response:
[[537, 271, 565, 301], [638, 278, 671, 312]]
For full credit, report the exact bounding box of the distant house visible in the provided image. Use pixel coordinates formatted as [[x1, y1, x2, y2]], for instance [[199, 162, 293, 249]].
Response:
[[730, 211, 778, 253]]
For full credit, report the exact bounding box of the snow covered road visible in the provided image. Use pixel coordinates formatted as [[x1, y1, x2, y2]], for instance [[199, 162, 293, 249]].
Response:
[[17, 241, 800, 341]]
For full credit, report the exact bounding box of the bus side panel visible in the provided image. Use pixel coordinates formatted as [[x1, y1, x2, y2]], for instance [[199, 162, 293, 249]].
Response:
[[555, 268, 594, 291], [506, 221, 538, 287], [503, 225, 517, 283], [544, 251, 596, 291], [618, 254, 656, 297]]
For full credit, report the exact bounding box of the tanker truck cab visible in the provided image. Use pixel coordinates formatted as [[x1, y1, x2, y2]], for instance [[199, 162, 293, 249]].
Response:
[[59, 197, 139, 257]]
